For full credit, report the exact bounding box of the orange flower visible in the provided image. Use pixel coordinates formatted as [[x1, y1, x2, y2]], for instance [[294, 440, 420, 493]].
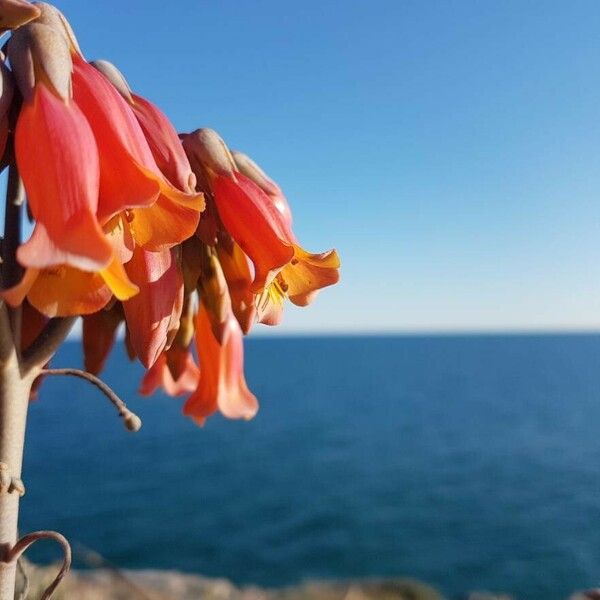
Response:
[[3, 11, 203, 319], [10, 23, 113, 273], [0, 2, 340, 434], [139, 351, 199, 398], [232, 151, 340, 309], [183, 301, 258, 426], [82, 58, 204, 250], [122, 247, 183, 368], [182, 130, 340, 326]]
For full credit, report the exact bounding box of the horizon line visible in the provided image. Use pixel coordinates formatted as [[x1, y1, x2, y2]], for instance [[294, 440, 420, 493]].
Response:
[[249, 326, 600, 338], [65, 323, 600, 341]]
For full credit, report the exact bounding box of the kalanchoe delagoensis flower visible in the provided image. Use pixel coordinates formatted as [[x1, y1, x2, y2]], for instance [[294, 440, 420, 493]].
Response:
[[122, 247, 184, 368], [183, 128, 295, 292], [0, 1, 339, 429], [1, 4, 203, 320], [139, 351, 199, 398], [232, 151, 340, 313], [0, 6, 347, 593], [181, 129, 340, 327], [9, 22, 114, 272], [90, 59, 203, 249], [183, 300, 258, 426]]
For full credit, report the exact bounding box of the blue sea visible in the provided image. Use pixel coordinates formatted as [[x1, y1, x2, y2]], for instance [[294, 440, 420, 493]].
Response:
[[20, 334, 600, 599]]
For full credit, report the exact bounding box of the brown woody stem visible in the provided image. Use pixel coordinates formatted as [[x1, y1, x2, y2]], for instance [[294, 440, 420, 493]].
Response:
[[41, 368, 142, 432]]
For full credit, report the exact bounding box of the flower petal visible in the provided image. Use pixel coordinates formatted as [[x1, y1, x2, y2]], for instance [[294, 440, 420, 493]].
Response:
[[27, 266, 113, 317], [129, 193, 203, 251], [1, 268, 39, 307], [139, 352, 199, 397], [130, 93, 196, 191], [122, 247, 183, 368], [73, 57, 204, 228], [256, 280, 285, 326], [15, 85, 113, 271], [183, 301, 258, 426], [282, 246, 341, 305], [72, 57, 161, 221], [216, 237, 256, 334], [21, 300, 48, 352], [212, 173, 294, 292], [99, 255, 139, 301]]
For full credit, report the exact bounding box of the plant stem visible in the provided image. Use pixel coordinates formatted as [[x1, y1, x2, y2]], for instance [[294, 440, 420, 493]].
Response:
[[0, 160, 25, 598], [0, 355, 33, 600]]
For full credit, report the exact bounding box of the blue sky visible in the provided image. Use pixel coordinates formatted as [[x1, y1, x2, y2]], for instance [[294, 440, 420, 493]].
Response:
[[51, 0, 600, 333]]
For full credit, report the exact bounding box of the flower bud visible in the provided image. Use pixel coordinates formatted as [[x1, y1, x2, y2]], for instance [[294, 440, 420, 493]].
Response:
[[198, 247, 231, 343], [0, 0, 40, 34], [232, 151, 281, 197], [123, 410, 142, 432], [182, 128, 236, 180], [90, 59, 132, 103], [8, 21, 72, 101], [33, 2, 81, 54]]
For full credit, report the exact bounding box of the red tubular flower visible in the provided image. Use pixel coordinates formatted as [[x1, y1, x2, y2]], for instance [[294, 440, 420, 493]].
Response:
[[4, 20, 140, 315], [122, 247, 183, 368], [231, 150, 341, 317], [183, 129, 295, 291], [183, 130, 340, 308], [71, 57, 166, 221], [139, 351, 199, 398], [183, 301, 258, 426], [212, 172, 295, 292], [10, 24, 113, 273], [89, 59, 204, 250]]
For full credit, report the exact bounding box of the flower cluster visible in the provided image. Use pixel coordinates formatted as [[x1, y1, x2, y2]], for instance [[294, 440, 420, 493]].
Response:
[[0, 1, 340, 425]]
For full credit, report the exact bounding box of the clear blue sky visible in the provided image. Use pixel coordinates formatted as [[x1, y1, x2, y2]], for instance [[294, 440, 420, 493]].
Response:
[[51, 0, 600, 333]]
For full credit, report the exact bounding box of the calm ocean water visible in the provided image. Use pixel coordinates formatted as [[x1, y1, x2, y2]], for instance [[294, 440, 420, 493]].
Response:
[[20, 335, 600, 599]]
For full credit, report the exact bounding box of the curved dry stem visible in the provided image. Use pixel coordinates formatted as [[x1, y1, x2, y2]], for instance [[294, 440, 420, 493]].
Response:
[[8, 531, 71, 600], [21, 317, 77, 373], [41, 368, 142, 432]]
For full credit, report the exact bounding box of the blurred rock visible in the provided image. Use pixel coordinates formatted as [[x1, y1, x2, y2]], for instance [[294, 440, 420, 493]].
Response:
[[18, 565, 446, 600], [570, 591, 600, 600]]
